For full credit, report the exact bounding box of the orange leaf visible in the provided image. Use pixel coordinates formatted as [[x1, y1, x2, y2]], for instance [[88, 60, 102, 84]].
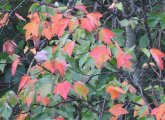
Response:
[[24, 91, 35, 107], [99, 28, 115, 44], [0, 13, 9, 28], [150, 48, 165, 70], [80, 18, 95, 32], [3, 40, 17, 55], [23, 13, 40, 40], [115, 42, 132, 69], [51, 14, 69, 37], [43, 60, 55, 74], [15, 13, 26, 21], [68, 17, 79, 32], [106, 86, 126, 100], [151, 103, 165, 120], [54, 60, 67, 76], [63, 41, 75, 57], [11, 58, 20, 76], [90, 45, 111, 68], [54, 81, 71, 100], [18, 75, 31, 91], [42, 21, 53, 40], [109, 104, 128, 118], [16, 111, 27, 120], [73, 82, 89, 99], [42, 97, 50, 106]]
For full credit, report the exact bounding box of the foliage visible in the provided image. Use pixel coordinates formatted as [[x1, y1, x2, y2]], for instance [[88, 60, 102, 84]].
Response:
[[0, 0, 165, 120]]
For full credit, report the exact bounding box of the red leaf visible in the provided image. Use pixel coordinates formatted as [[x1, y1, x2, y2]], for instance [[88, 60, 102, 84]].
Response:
[[115, 42, 132, 69], [90, 45, 111, 68], [11, 58, 20, 76], [23, 12, 40, 40], [43, 60, 56, 74], [99, 28, 115, 44], [63, 41, 75, 57], [106, 86, 126, 100], [87, 12, 102, 27], [54, 117, 65, 120], [80, 18, 95, 32], [3, 40, 17, 55], [151, 103, 165, 120], [18, 75, 31, 91], [54, 81, 71, 100], [54, 60, 67, 76], [109, 104, 128, 118], [74, 5, 88, 14], [150, 48, 165, 70], [15, 13, 26, 21], [42, 21, 53, 40]]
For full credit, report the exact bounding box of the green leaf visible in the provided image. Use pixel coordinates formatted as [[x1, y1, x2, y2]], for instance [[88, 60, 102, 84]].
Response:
[[37, 82, 52, 98], [140, 48, 150, 58]]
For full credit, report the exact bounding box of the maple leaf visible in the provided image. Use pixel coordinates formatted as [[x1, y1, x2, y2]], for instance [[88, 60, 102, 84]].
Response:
[[68, 17, 79, 32], [80, 18, 95, 32], [11, 58, 20, 76], [23, 12, 40, 40], [15, 13, 26, 21], [151, 103, 165, 120], [106, 86, 126, 100], [150, 48, 165, 70], [54, 60, 67, 76], [74, 5, 88, 14], [18, 75, 31, 91], [0, 13, 9, 28], [51, 14, 69, 37], [41, 97, 50, 106], [63, 41, 75, 57], [3, 40, 17, 55], [87, 12, 103, 27], [99, 28, 115, 44], [90, 45, 111, 68], [115, 42, 132, 69], [54, 81, 71, 100], [109, 104, 128, 118], [73, 82, 89, 100], [42, 21, 53, 40]]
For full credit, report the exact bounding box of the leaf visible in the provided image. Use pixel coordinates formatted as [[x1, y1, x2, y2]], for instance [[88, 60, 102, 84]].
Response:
[[3, 40, 17, 55], [11, 58, 20, 76], [18, 75, 31, 91], [115, 42, 132, 69], [106, 86, 126, 100], [109, 104, 128, 118], [42, 60, 55, 74], [15, 13, 26, 21], [41, 97, 50, 106], [87, 12, 102, 27], [16, 111, 27, 120], [99, 28, 115, 44], [90, 45, 111, 68], [73, 82, 89, 100], [80, 18, 95, 32], [42, 21, 53, 40], [134, 99, 149, 118], [0, 13, 9, 28], [24, 91, 35, 107], [54, 81, 71, 100], [54, 60, 67, 76], [74, 5, 88, 14], [51, 14, 69, 37], [150, 48, 165, 70], [54, 117, 65, 120], [23, 12, 40, 40], [151, 103, 165, 120], [63, 41, 75, 57], [37, 82, 52, 98], [68, 17, 79, 32]]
